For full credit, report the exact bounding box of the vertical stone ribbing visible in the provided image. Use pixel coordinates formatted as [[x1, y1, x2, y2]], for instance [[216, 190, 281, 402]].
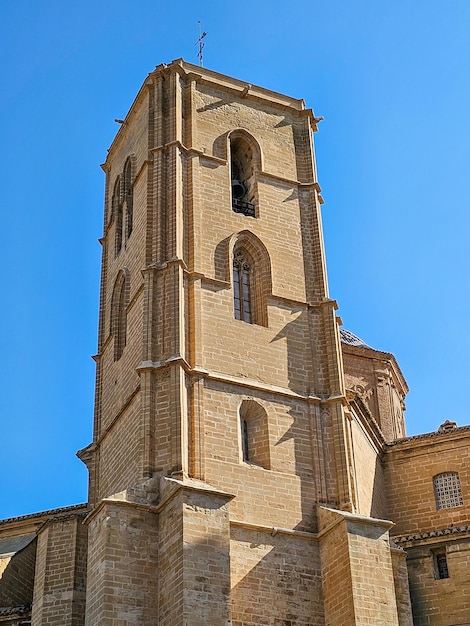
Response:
[[189, 374, 206, 480]]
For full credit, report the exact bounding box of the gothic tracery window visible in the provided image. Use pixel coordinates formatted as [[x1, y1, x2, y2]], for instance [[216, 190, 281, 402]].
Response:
[[113, 157, 134, 255], [233, 249, 252, 323]]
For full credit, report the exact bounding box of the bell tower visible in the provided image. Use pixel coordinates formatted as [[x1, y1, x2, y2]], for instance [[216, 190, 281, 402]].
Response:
[[78, 59, 401, 625]]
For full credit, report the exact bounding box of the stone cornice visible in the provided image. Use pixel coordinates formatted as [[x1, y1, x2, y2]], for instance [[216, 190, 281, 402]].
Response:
[[136, 356, 346, 406], [318, 506, 394, 540], [393, 524, 470, 546], [82, 497, 159, 526], [386, 424, 470, 451], [156, 476, 235, 514], [105, 58, 320, 164], [0, 604, 32, 617], [230, 519, 318, 541], [161, 58, 306, 112], [0, 503, 88, 531]]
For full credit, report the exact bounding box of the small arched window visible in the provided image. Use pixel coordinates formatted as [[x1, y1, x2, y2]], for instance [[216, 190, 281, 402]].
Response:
[[111, 176, 120, 223], [230, 132, 259, 217], [233, 249, 253, 323], [239, 400, 270, 469], [123, 158, 133, 238], [111, 272, 127, 361], [433, 472, 463, 510]]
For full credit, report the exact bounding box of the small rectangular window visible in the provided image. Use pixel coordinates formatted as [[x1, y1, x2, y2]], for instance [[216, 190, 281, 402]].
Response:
[[241, 418, 249, 462], [434, 551, 449, 579]]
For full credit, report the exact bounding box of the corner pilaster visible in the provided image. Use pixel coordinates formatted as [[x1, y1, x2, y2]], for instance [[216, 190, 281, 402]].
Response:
[[318, 506, 400, 625]]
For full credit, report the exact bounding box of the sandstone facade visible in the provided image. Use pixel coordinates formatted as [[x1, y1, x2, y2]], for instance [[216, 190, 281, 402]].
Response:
[[1, 60, 469, 626]]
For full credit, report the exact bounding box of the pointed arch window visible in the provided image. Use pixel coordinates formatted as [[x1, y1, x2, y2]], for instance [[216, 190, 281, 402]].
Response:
[[111, 176, 120, 223], [230, 133, 258, 217], [230, 232, 271, 327], [123, 158, 133, 238], [111, 273, 127, 361], [114, 179, 123, 256], [233, 249, 253, 323], [113, 156, 134, 256]]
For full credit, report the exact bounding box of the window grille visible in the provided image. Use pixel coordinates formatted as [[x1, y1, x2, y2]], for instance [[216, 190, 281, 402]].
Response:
[[433, 472, 463, 509], [434, 552, 449, 579], [232, 197, 256, 217]]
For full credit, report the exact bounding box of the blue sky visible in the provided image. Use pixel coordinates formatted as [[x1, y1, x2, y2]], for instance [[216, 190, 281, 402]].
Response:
[[1, 1, 469, 519]]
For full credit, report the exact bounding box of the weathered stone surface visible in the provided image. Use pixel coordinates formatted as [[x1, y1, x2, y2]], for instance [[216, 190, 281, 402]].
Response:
[[1, 60, 469, 626]]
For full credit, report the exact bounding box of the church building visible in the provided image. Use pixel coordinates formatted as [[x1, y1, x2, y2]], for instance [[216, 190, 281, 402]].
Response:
[[1, 59, 469, 626]]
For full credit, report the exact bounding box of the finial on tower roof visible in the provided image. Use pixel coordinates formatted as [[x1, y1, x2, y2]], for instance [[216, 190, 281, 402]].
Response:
[[195, 20, 207, 67]]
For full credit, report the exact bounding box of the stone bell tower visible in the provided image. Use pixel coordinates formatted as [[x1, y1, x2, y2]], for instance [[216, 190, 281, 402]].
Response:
[[78, 59, 405, 625]]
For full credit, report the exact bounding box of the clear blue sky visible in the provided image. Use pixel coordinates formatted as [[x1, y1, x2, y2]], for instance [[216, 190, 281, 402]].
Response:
[[1, 1, 469, 519]]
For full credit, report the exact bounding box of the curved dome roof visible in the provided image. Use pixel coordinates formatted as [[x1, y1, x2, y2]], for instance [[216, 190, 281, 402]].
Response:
[[340, 328, 375, 350]]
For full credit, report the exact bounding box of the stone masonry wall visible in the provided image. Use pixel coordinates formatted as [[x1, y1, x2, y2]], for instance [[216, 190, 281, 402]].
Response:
[[384, 431, 470, 535], [350, 417, 387, 519], [319, 508, 402, 625], [390, 547, 413, 626], [405, 539, 470, 626], [157, 480, 233, 626], [32, 515, 87, 626], [84, 501, 158, 625], [230, 526, 324, 626], [0, 539, 36, 608]]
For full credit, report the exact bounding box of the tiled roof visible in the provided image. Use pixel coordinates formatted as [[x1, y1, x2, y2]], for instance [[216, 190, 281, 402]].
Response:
[[0, 533, 35, 558], [340, 328, 375, 350], [387, 424, 470, 447], [0, 503, 87, 526]]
